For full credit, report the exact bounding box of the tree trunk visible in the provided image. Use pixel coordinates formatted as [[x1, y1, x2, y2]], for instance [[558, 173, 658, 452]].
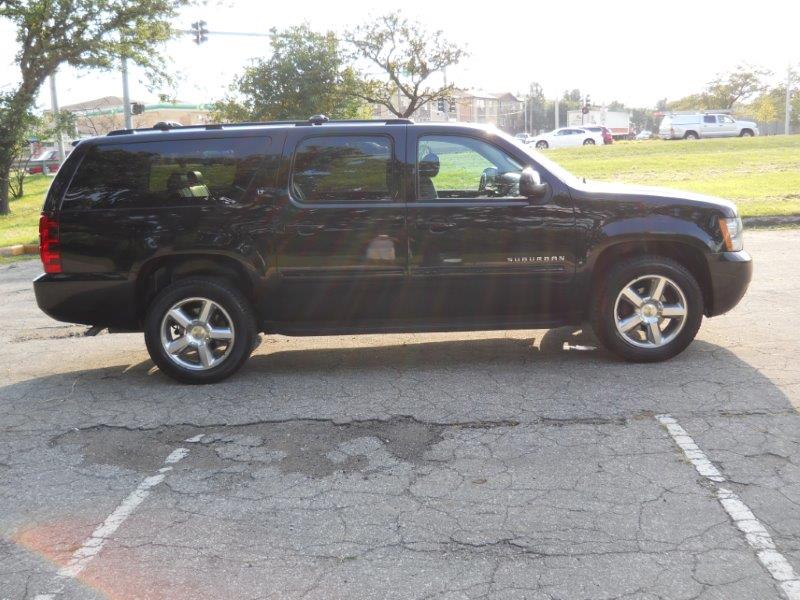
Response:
[[0, 153, 14, 216]]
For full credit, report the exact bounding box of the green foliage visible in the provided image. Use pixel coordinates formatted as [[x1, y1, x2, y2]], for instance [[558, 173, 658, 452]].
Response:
[[211, 25, 369, 123], [345, 13, 466, 118], [0, 0, 187, 214], [667, 65, 772, 112]]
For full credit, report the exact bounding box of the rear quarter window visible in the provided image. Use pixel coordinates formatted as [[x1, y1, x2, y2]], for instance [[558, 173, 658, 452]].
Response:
[[290, 135, 398, 203], [62, 136, 276, 210]]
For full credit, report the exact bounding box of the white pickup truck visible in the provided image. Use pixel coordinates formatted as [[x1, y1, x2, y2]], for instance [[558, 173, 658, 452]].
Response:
[[659, 113, 759, 140]]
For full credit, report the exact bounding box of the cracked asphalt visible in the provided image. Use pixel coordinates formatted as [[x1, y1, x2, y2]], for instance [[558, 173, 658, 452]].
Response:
[[1, 229, 799, 600]]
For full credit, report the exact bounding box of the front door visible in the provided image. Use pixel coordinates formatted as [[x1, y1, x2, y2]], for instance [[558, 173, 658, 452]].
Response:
[[718, 114, 738, 137], [272, 127, 409, 326], [406, 131, 576, 323]]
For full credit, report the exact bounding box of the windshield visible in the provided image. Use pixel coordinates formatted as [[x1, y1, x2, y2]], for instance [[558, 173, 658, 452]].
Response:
[[499, 130, 581, 185]]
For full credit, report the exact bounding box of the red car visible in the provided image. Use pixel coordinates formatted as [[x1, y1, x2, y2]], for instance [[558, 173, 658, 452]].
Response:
[[578, 125, 614, 144], [27, 149, 68, 174]]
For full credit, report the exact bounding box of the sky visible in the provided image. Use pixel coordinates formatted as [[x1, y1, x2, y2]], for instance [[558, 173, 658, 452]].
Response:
[[1, 0, 799, 112]]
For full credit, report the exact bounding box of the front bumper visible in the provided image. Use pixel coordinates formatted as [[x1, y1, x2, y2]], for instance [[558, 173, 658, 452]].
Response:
[[705, 250, 752, 317]]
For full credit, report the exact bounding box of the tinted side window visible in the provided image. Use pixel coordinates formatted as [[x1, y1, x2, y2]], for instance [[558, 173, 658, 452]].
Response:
[[62, 137, 272, 210], [703, 115, 716, 123], [291, 135, 397, 203]]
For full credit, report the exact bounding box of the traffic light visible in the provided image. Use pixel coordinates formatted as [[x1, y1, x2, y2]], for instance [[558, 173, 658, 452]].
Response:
[[191, 20, 208, 45], [131, 102, 145, 115], [437, 98, 445, 112], [449, 97, 456, 113], [582, 94, 591, 114]]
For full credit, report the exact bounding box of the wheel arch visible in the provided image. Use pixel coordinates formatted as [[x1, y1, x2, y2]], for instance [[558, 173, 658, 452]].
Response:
[[135, 253, 258, 323], [588, 240, 713, 318]]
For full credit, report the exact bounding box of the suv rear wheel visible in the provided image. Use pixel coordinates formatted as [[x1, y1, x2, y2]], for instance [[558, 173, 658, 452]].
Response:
[[535, 140, 549, 149], [591, 256, 703, 362], [683, 131, 699, 140], [144, 278, 257, 383], [583, 138, 595, 145]]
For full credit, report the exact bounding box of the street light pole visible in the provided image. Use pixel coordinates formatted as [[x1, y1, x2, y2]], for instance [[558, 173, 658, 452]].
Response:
[[785, 66, 792, 136], [121, 56, 132, 130], [48, 73, 66, 163], [554, 97, 559, 130]]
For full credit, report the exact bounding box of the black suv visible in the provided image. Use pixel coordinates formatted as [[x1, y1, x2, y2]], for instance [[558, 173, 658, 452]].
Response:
[[35, 116, 752, 383]]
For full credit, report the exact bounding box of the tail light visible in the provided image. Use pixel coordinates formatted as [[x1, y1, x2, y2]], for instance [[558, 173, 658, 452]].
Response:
[[39, 212, 61, 273]]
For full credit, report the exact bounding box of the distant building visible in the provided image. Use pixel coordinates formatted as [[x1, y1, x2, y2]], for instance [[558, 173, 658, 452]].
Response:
[[373, 90, 524, 133], [61, 96, 213, 137]]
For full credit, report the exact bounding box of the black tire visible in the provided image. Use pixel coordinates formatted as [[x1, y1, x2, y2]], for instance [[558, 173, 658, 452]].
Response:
[[535, 141, 548, 149], [740, 129, 754, 137], [683, 131, 699, 140], [590, 256, 703, 363], [144, 278, 257, 384], [583, 138, 595, 145]]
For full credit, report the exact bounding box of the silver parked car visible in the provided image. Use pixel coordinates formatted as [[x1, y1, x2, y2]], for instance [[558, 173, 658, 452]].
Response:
[[659, 113, 758, 140]]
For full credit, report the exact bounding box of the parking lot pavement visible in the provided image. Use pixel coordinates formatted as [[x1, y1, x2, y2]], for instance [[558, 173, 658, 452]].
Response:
[[1, 229, 799, 599]]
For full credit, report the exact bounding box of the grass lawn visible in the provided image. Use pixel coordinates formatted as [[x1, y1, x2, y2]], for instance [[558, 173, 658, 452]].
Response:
[[0, 174, 51, 247], [546, 135, 800, 217]]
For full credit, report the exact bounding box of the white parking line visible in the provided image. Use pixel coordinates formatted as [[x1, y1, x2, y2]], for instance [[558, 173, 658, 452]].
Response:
[[656, 414, 800, 600], [34, 442, 195, 599]]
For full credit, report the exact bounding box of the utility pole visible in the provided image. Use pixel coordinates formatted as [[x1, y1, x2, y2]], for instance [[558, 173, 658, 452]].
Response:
[[786, 66, 792, 136], [121, 57, 132, 130], [48, 73, 66, 163], [554, 97, 559, 130]]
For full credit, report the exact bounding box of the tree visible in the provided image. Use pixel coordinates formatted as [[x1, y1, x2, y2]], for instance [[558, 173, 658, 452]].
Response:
[[667, 65, 772, 113], [211, 25, 369, 123], [8, 109, 76, 200], [345, 13, 466, 118], [524, 82, 548, 133], [0, 0, 186, 215], [706, 65, 771, 109]]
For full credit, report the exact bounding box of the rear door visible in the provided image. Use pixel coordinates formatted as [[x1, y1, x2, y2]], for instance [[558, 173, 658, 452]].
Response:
[[405, 130, 576, 322], [271, 126, 409, 325]]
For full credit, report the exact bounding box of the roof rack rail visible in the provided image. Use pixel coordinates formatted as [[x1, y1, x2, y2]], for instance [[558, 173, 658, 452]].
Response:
[[106, 115, 413, 136]]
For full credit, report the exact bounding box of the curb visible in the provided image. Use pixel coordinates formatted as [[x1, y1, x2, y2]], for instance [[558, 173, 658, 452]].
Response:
[[0, 244, 38, 257], [742, 216, 800, 229]]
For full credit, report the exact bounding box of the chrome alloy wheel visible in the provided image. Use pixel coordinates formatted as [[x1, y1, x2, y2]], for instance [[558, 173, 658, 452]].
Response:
[[160, 297, 235, 371], [613, 275, 688, 349]]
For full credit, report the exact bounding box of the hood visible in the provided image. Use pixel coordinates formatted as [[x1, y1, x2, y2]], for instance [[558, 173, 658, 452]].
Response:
[[577, 180, 739, 216]]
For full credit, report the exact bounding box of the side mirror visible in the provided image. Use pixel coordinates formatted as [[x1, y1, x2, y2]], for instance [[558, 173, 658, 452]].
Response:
[[519, 167, 549, 200]]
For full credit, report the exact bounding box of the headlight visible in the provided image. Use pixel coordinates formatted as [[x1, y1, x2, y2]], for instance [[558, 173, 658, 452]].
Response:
[[719, 216, 744, 252]]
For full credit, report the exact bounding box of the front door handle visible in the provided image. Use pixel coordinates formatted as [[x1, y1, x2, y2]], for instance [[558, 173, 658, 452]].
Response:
[[428, 221, 456, 234], [296, 224, 325, 236]]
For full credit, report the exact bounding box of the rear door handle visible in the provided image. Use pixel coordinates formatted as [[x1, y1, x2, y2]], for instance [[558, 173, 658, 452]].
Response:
[[427, 221, 456, 234], [296, 224, 325, 236]]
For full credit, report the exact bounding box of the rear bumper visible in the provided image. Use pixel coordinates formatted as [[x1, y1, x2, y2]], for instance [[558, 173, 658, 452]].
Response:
[[34, 273, 140, 330], [705, 250, 752, 317]]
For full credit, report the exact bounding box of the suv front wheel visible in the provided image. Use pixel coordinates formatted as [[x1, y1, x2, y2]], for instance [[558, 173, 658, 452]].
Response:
[[144, 278, 257, 383], [591, 256, 703, 362]]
